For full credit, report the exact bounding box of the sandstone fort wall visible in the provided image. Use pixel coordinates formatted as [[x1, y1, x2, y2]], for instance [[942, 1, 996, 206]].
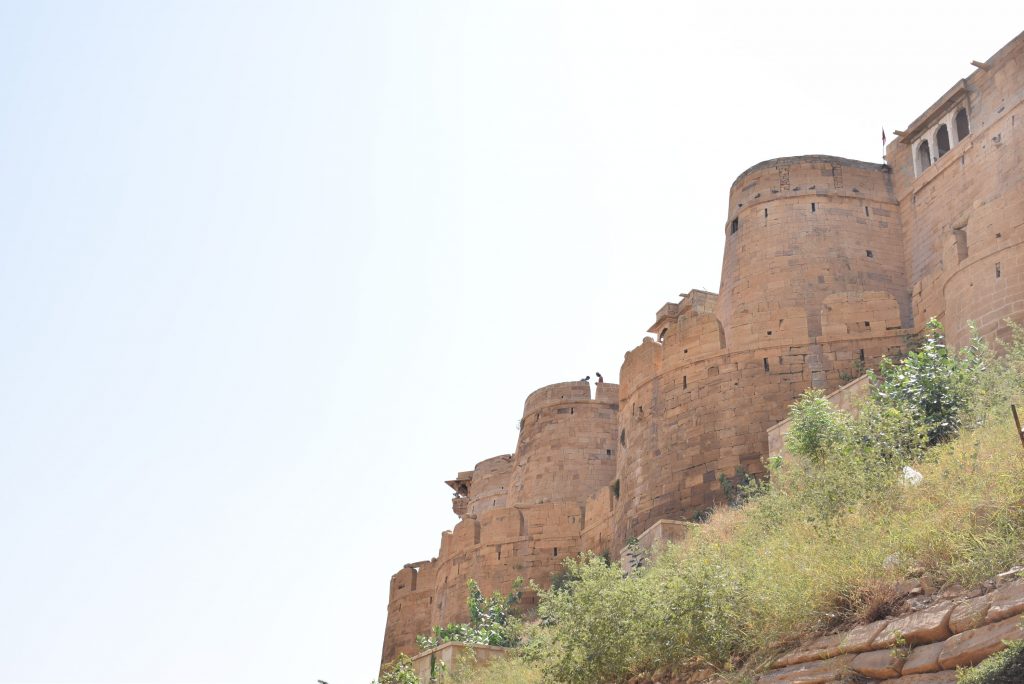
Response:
[[380, 30, 1024, 668]]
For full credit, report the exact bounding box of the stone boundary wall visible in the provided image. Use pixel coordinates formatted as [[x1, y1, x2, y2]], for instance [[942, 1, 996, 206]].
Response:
[[758, 571, 1024, 683], [411, 643, 508, 684]]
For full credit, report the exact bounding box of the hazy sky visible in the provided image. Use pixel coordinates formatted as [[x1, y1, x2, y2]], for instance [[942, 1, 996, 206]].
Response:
[[0, 2, 1020, 682]]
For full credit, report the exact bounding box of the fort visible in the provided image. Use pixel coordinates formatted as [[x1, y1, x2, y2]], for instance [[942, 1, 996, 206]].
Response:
[[380, 31, 1024, 666]]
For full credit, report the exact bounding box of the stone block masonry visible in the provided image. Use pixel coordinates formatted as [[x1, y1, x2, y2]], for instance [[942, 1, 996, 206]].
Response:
[[380, 29, 1024, 669]]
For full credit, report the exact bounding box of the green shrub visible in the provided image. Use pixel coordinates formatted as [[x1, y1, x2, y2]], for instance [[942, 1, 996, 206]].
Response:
[[417, 579, 523, 651], [870, 318, 982, 446], [373, 654, 418, 684]]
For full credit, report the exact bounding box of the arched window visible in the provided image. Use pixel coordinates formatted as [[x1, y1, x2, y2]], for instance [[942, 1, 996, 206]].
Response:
[[936, 124, 950, 157], [918, 140, 932, 172], [956, 108, 970, 141]]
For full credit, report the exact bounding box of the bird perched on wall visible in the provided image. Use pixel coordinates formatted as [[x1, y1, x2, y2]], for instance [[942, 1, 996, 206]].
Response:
[[580, 375, 590, 382], [596, 372, 604, 383]]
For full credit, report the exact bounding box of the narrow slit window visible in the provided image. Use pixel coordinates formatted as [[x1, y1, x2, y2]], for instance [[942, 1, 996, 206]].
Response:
[[763, 357, 770, 372], [996, 262, 1002, 278], [811, 202, 816, 213], [730, 218, 739, 234], [953, 227, 968, 262], [859, 349, 865, 362], [865, 206, 870, 217], [683, 375, 687, 389], [764, 208, 768, 218]]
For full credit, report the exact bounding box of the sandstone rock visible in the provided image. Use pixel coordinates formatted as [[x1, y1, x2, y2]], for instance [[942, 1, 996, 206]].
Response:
[[851, 649, 904, 678], [772, 633, 843, 667], [984, 580, 1024, 623], [900, 641, 943, 675], [949, 594, 991, 633], [886, 672, 957, 683], [994, 566, 1023, 585], [874, 602, 953, 648], [937, 613, 1024, 669], [839, 619, 888, 654], [757, 654, 855, 683]]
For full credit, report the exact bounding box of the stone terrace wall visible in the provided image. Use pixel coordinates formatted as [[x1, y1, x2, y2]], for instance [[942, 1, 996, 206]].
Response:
[[888, 31, 1024, 349], [758, 570, 1024, 683]]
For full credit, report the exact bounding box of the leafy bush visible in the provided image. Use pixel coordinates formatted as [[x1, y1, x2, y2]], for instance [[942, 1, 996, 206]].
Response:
[[416, 579, 523, 651], [373, 654, 418, 684], [870, 318, 982, 446]]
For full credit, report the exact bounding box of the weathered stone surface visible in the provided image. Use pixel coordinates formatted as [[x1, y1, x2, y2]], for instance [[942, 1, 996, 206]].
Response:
[[949, 595, 992, 634], [937, 613, 1024, 669], [874, 602, 953, 648], [839, 619, 888, 654], [984, 580, 1024, 623], [901, 641, 943, 675], [887, 673, 957, 683], [757, 654, 855, 683], [773, 633, 843, 668], [851, 649, 904, 678]]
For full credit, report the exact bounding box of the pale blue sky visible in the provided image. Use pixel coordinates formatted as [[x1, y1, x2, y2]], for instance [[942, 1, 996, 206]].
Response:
[[0, 2, 1019, 682]]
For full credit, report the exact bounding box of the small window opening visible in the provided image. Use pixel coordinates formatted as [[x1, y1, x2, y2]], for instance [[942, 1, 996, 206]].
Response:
[[553, 547, 558, 557], [570, 407, 574, 415], [866, 250, 873, 257], [606, 448, 611, 456], [620, 429, 626, 446], [659, 328, 668, 342], [497, 547, 501, 560], [865, 206, 870, 217], [859, 349, 865, 362], [811, 202, 816, 213], [683, 348, 688, 354], [864, 321, 871, 328], [730, 218, 739, 234], [953, 227, 968, 262], [683, 375, 687, 389], [763, 208, 768, 218], [956, 108, 970, 141], [936, 124, 951, 157], [766, 330, 772, 335], [918, 140, 932, 171], [763, 357, 770, 372], [996, 262, 1002, 278]]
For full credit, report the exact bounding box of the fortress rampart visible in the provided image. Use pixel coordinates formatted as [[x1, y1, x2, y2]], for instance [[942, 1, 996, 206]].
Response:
[[380, 30, 1024, 669], [380, 381, 619, 665]]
